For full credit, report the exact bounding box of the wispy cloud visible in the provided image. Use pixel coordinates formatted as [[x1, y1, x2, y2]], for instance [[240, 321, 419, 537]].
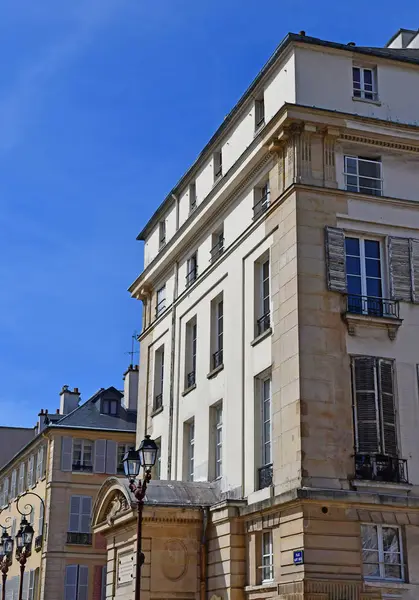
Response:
[[0, 0, 129, 152]]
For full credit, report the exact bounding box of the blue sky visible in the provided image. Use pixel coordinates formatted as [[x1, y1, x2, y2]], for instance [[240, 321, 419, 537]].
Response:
[[1, 0, 418, 427]]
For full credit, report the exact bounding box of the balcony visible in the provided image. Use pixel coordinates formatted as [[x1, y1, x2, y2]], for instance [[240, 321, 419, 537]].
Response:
[[34, 535, 43, 552], [72, 462, 93, 473], [210, 238, 224, 263], [343, 294, 402, 340], [258, 464, 273, 490], [154, 393, 163, 411], [212, 349, 223, 370], [256, 312, 271, 337], [355, 454, 409, 485], [66, 532, 92, 545]]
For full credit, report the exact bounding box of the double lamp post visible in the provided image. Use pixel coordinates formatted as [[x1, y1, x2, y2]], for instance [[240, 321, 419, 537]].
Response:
[[122, 435, 158, 600], [0, 492, 44, 600]]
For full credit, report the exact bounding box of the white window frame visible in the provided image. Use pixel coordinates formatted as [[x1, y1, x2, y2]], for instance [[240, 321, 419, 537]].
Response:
[[18, 463, 26, 495], [72, 439, 93, 470], [345, 235, 387, 303], [27, 455, 35, 488], [156, 285, 166, 317], [117, 443, 132, 474], [213, 150, 222, 180], [153, 346, 164, 410], [155, 438, 161, 480], [361, 523, 404, 581], [35, 446, 44, 481], [68, 495, 92, 533], [189, 182, 197, 213], [353, 65, 378, 101], [214, 405, 223, 479], [261, 377, 272, 468], [159, 220, 166, 248], [255, 97, 265, 130], [186, 420, 195, 482], [344, 156, 383, 196], [260, 530, 274, 583], [186, 253, 198, 286]]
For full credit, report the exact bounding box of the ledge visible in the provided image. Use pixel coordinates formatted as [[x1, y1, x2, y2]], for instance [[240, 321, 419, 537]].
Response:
[[251, 327, 272, 347], [244, 582, 277, 593], [207, 364, 224, 379], [352, 479, 412, 494], [342, 312, 403, 340], [181, 384, 196, 397], [352, 95, 382, 106], [150, 406, 163, 418]]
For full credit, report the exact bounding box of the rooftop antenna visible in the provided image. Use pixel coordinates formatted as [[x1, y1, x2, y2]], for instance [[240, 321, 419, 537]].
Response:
[[125, 330, 139, 365]]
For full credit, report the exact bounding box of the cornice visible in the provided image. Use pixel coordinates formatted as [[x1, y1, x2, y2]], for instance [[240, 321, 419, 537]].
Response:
[[341, 132, 419, 153]]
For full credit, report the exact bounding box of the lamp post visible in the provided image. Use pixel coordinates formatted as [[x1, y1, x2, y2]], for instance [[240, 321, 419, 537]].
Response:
[[15, 495, 36, 600], [122, 435, 158, 600], [0, 521, 14, 600]]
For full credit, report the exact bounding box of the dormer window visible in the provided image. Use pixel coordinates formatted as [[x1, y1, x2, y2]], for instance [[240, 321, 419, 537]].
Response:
[[353, 65, 378, 101], [102, 399, 118, 416]]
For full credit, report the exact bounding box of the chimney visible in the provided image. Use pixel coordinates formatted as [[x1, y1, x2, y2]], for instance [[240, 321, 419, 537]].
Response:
[[59, 385, 81, 415], [122, 365, 139, 411], [38, 409, 47, 433]]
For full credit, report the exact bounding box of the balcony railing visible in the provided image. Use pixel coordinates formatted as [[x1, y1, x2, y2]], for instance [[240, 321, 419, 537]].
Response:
[[256, 312, 271, 336], [186, 267, 198, 287], [186, 371, 196, 388], [154, 393, 163, 411], [346, 294, 399, 318], [355, 454, 408, 484], [253, 194, 270, 220], [210, 238, 224, 263], [155, 299, 166, 317], [34, 535, 43, 552], [258, 464, 273, 490], [72, 462, 93, 473], [212, 349, 223, 370], [66, 532, 92, 545], [159, 237, 166, 249], [214, 166, 223, 179]]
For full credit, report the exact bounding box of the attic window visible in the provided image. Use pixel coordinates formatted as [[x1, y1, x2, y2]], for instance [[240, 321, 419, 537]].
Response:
[[102, 399, 118, 416]]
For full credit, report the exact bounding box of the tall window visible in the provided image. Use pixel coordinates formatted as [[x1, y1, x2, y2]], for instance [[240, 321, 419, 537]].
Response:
[[186, 253, 198, 287], [185, 318, 197, 389], [2, 478, 9, 507], [261, 531, 274, 582], [344, 156, 382, 196], [214, 404, 223, 479], [352, 357, 397, 457], [210, 226, 224, 263], [185, 420, 195, 482], [65, 565, 89, 600], [255, 97, 265, 130], [117, 443, 132, 474], [18, 463, 26, 495], [211, 295, 224, 370], [155, 438, 161, 480], [27, 455, 35, 488], [35, 446, 45, 481], [189, 182, 197, 213], [72, 440, 93, 472], [361, 524, 403, 581], [253, 181, 270, 220], [255, 257, 271, 336], [10, 470, 17, 499], [345, 237, 384, 315], [257, 376, 273, 490], [156, 285, 166, 317], [214, 151, 222, 180], [153, 346, 164, 411], [68, 496, 92, 533], [353, 66, 377, 101], [159, 220, 166, 249]]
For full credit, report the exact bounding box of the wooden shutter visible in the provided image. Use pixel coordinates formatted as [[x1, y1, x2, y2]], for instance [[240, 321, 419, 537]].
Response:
[[27, 456, 34, 488], [61, 437, 73, 472], [18, 463, 25, 494], [325, 226, 347, 292], [69, 496, 81, 532], [410, 238, 419, 303], [352, 357, 380, 454], [21, 571, 29, 600], [94, 440, 106, 474], [10, 470, 16, 499], [38, 502, 44, 537], [378, 359, 397, 457], [106, 441, 117, 474], [3, 478, 9, 505], [80, 497, 92, 533], [28, 571, 35, 600], [78, 566, 89, 600], [388, 237, 411, 300], [64, 565, 78, 600]]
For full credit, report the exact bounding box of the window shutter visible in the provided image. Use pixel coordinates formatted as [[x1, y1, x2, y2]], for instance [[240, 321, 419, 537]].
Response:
[[0, 487, 4, 509], [78, 566, 89, 600], [27, 456, 34, 488], [28, 571, 35, 600], [388, 236, 411, 301], [80, 497, 92, 533], [61, 437, 73, 472], [325, 226, 347, 293], [18, 463, 26, 494], [11, 518, 16, 537], [3, 478, 9, 505], [106, 441, 117, 475], [64, 565, 78, 600], [38, 502, 44, 537], [21, 572, 29, 600], [410, 238, 419, 303], [378, 359, 397, 456], [94, 440, 106, 474], [10, 471, 16, 499], [352, 357, 380, 454], [69, 496, 81, 532]]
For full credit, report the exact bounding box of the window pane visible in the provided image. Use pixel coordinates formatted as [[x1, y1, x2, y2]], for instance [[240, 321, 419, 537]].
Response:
[[346, 256, 361, 276], [345, 237, 360, 256], [347, 275, 362, 295], [364, 240, 380, 259], [365, 258, 381, 278], [382, 527, 400, 552], [384, 564, 402, 579], [362, 525, 378, 549], [345, 157, 358, 175], [352, 67, 361, 84], [359, 160, 380, 178], [363, 69, 373, 85], [366, 278, 382, 298]]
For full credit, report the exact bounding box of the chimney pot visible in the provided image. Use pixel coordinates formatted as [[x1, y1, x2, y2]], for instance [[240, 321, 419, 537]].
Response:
[[348, 41, 356, 46], [56, 408, 60, 414], [299, 30, 306, 36], [45, 409, 48, 414]]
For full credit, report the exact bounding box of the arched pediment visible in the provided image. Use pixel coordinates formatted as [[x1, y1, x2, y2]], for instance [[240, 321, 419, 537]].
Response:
[[92, 476, 135, 528]]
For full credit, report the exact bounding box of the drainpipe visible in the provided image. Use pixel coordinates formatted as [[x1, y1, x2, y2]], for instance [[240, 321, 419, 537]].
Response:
[[167, 261, 179, 479], [200, 508, 209, 600]]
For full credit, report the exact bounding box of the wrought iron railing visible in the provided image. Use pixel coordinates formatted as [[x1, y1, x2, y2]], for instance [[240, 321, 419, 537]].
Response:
[[186, 267, 198, 287], [258, 464, 273, 490], [154, 393, 163, 411], [159, 237, 166, 249], [212, 349, 223, 370], [72, 462, 93, 473], [187, 371, 196, 388], [215, 166, 222, 179], [210, 238, 224, 263], [355, 454, 408, 484], [155, 299, 166, 317], [253, 194, 270, 220], [256, 312, 271, 336], [346, 294, 399, 318], [66, 532, 92, 545], [34, 535, 43, 552]]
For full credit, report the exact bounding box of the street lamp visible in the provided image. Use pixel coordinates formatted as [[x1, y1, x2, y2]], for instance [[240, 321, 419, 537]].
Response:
[[15, 516, 34, 600], [0, 525, 14, 600], [122, 435, 158, 600]]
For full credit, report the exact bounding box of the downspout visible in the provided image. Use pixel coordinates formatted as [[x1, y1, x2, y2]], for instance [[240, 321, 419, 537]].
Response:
[[167, 260, 179, 479], [200, 508, 209, 600]]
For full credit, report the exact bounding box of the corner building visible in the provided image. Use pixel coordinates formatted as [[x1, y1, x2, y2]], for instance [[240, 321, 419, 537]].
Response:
[[95, 28, 419, 600]]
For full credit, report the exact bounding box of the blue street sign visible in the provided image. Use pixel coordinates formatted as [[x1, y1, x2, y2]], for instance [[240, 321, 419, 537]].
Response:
[[293, 550, 304, 565]]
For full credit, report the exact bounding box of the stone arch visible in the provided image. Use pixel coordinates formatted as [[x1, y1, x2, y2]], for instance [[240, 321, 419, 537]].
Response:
[[92, 476, 134, 528]]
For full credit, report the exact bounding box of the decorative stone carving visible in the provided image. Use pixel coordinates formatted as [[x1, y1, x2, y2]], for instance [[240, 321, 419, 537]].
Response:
[[106, 493, 129, 526], [161, 539, 188, 581]]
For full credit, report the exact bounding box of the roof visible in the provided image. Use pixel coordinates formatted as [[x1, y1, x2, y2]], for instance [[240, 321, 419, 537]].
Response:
[[0, 427, 36, 470], [136, 31, 419, 242], [143, 479, 220, 507], [53, 387, 136, 432], [385, 28, 417, 47]]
